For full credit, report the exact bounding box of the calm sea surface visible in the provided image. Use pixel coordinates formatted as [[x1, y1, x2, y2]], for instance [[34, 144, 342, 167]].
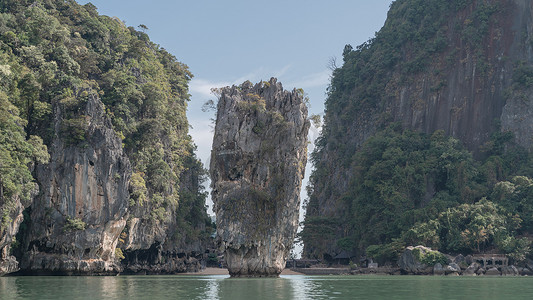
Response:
[[1, 275, 533, 299]]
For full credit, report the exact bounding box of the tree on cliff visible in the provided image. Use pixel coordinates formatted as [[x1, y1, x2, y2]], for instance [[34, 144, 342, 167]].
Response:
[[0, 0, 213, 274], [302, 0, 533, 264]]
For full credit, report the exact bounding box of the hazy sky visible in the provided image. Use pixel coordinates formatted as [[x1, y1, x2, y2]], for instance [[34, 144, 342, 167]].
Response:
[[77, 0, 393, 237]]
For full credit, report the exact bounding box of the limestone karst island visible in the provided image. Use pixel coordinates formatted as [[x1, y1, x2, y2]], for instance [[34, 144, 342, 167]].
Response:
[[4, 0, 533, 287], [210, 78, 309, 277]]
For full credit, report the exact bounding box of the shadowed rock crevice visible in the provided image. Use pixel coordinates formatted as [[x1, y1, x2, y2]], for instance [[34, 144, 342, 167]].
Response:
[[210, 78, 310, 277]]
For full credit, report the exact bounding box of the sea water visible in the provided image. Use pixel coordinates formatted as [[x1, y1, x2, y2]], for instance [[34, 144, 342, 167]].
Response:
[[1, 275, 533, 299]]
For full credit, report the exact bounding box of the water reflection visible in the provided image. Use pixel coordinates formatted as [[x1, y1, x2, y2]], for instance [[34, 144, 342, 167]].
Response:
[[217, 276, 292, 299], [204, 277, 220, 300], [2, 275, 533, 299]]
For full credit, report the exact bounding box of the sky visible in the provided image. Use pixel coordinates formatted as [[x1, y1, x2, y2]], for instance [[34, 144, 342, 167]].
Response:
[[77, 0, 393, 254]]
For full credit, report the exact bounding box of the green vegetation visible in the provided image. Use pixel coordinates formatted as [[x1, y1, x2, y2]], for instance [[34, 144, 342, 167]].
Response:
[[366, 241, 406, 265], [402, 199, 530, 260], [115, 247, 125, 261], [321, 0, 501, 162], [63, 217, 86, 232], [173, 148, 215, 245], [411, 247, 448, 266], [304, 124, 533, 263], [0, 0, 212, 248], [302, 0, 527, 264]]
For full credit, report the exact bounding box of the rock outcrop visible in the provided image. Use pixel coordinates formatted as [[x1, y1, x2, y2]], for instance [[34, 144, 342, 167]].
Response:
[[20, 89, 130, 275], [210, 78, 310, 277], [485, 267, 501, 276], [0, 0, 213, 276], [502, 265, 519, 276], [398, 246, 438, 275], [464, 262, 481, 276], [303, 0, 533, 261], [1, 193, 33, 275], [119, 156, 213, 274]]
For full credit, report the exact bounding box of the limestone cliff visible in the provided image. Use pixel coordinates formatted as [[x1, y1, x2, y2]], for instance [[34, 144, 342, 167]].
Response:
[[118, 152, 213, 274], [210, 78, 310, 277], [20, 89, 130, 275], [0, 194, 30, 276], [303, 0, 533, 259], [0, 0, 213, 275]]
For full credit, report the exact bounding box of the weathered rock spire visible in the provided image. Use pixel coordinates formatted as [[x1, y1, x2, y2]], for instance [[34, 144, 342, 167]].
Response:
[[210, 77, 309, 277]]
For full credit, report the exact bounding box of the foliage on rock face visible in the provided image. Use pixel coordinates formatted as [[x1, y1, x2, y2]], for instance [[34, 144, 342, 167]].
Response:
[[402, 200, 528, 259], [63, 216, 86, 232], [304, 124, 533, 262], [302, 0, 533, 263], [174, 147, 215, 245], [365, 241, 406, 265], [411, 247, 448, 267], [0, 0, 211, 243], [323, 0, 496, 127], [0, 90, 48, 232], [303, 125, 482, 258]]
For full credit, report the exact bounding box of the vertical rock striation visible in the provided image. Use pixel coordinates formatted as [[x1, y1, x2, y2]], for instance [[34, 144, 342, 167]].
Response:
[[0, 195, 30, 275], [0, 0, 214, 276], [21, 89, 130, 275], [210, 78, 310, 277], [303, 0, 533, 259]]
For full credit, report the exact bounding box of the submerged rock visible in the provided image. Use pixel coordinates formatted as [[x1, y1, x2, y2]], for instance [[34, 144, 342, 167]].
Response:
[[210, 78, 309, 277]]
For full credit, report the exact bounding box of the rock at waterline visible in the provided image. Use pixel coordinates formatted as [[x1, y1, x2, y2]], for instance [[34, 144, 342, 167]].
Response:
[[485, 267, 501, 276], [445, 263, 461, 275], [21, 91, 129, 275], [502, 265, 519, 276], [398, 245, 445, 275], [463, 263, 480, 276], [210, 78, 310, 277], [433, 263, 445, 276]]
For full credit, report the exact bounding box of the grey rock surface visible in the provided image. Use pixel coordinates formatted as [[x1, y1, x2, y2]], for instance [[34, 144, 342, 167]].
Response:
[[485, 267, 501, 276], [0, 195, 28, 275], [433, 263, 445, 275], [210, 78, 309, 277], [445, 263, 461, 275], [398, 246, 436, 275], [464, 262, 480, 276], [502, 265, 519, 276], [453, 254, 465, 266], [303, 0, 533, 260], [519, 267, 533, 276], [21, 89, 130, 275], [0, 253, 19, 276]]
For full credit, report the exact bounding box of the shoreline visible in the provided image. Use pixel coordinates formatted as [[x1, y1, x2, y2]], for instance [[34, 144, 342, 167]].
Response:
[[180, 266, 533, 277], [178, 268, 304, 276]]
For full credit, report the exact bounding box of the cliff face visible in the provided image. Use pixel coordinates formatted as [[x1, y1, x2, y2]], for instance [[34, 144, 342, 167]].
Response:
[[210, 78, 309, 277], [303, 0, 533, 258], [0, 194, 28, 275], [21, 89, 129, 275], [119, 152, 212, 274], [0, 0, 212, 275]]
